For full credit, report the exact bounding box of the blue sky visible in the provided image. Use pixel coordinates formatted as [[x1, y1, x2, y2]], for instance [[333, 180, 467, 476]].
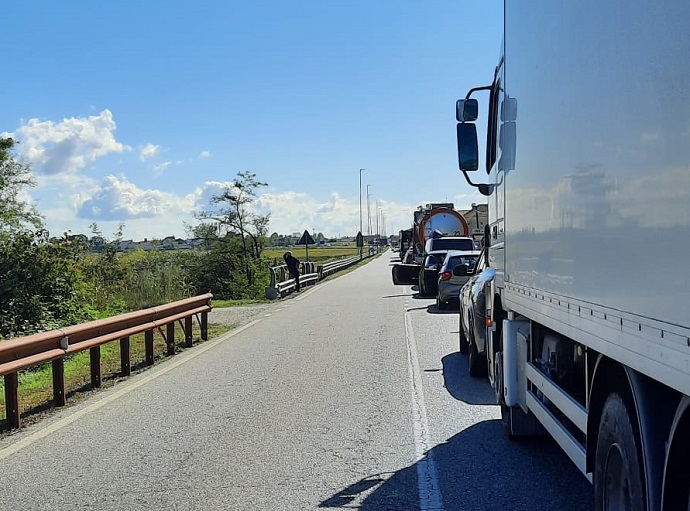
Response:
[[1, 1, 502, 240]]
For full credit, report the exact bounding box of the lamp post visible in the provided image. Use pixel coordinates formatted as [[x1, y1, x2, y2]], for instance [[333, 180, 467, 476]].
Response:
[[359, 169, 364, 256], [366, 185, 371, 240]]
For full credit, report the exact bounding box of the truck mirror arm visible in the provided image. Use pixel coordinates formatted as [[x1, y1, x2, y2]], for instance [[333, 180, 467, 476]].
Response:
[[461, 84, 495, 196], [460, 170, 494, 196], [466, 85, 493, 99]]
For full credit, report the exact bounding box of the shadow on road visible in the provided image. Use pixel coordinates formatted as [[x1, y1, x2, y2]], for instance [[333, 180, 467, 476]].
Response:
[[320, 421, 593, 510], [425, 304, 458, 315], [441, 352, 496, 405]]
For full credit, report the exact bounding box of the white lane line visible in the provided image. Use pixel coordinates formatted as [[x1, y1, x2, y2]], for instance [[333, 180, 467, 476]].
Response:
[[404, 311, 444, 511], [0, 320, 262, 461]]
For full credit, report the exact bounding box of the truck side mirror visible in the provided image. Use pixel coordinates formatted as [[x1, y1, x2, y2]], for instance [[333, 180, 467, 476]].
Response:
[[457, 123, 479, 171], [456, 99, 479, 122]]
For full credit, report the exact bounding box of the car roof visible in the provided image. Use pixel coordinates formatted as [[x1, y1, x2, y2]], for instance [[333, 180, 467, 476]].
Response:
[[444, 250, 481, 257], [427, 236, 473, 240]]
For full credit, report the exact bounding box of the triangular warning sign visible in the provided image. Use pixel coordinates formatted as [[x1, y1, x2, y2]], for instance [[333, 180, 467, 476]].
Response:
[[297, 230, 315, 245]]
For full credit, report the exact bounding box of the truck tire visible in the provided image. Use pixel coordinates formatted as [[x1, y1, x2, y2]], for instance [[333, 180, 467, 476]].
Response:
[[594, 393, 646, 511], [459, 311, 469, 354], [468, 331, 487, 377]]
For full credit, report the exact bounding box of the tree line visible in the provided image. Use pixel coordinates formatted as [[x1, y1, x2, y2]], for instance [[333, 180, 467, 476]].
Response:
[[0, 137, 270, 339]]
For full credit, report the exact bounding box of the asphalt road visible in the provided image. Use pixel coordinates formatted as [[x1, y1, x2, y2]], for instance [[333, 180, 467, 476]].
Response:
[[0, 252, 592, 510]]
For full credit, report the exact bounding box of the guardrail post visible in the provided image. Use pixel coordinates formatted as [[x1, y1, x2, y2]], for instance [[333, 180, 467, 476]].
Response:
[[145, 330, 154, 366], [201, 311, 208, 341], [52, 359, 66, 407], [184, 316, 193, 348], [120, 336, 131, 376], [90, 347, 101, 389], [4, 373, 20, 430], [166, 323, 175, 356]]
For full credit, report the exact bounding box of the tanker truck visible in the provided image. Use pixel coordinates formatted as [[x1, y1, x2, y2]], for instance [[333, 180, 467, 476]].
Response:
[[391, 203, 470, 285], [454, 2, 690, 509]]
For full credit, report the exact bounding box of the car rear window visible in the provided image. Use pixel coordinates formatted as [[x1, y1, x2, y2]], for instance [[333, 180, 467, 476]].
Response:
[[447, 255, 478, 270], [432, 239, 474, 251]]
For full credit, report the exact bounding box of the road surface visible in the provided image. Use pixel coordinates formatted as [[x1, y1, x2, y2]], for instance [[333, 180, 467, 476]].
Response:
[[0, 252, 592, 510]]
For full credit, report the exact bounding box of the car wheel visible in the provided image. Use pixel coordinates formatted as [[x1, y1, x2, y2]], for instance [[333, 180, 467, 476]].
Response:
[[437, 296, 447, 310], [594, 393, 646, 511], [468, 330, 487, 378], [459, 310, 469, 354]]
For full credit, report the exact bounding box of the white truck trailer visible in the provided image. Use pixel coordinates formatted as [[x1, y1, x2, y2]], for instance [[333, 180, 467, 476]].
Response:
[[455, 2, 690, 510]]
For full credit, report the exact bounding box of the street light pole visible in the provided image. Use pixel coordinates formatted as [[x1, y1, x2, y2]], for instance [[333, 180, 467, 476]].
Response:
[[359, 169, 365, 257], [366, 185, 371, 240]]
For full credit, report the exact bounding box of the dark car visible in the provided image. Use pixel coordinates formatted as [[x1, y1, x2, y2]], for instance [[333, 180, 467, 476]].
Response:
[[418, 250, 447, 297], [459, 251, 495, 377]]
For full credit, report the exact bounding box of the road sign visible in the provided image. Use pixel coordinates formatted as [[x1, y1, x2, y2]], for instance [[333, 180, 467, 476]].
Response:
[[356, 231, 363, 248], [297, 230, 316, 262], [297, 230, 315, 245]]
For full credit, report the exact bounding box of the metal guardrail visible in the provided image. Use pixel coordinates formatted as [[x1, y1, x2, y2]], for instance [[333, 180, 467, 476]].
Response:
[[317, 255, 361, 280], [265, 263, 318, 299], [0, 293, 213, 430], [265, 254, 371, 300]]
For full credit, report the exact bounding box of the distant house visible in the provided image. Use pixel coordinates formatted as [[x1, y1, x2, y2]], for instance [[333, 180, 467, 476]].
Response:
[[460, 203, 488, 240], [118, 240, 135, 251]]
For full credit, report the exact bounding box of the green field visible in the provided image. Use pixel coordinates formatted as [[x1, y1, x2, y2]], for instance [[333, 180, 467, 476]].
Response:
[[263, 245, 359, 264]]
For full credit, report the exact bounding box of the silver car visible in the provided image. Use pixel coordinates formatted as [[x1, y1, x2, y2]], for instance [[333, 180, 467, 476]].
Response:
[[436, 250, 481, 309]]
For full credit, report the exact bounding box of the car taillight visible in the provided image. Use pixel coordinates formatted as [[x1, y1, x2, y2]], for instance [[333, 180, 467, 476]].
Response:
[[440, 271, 451, 281]]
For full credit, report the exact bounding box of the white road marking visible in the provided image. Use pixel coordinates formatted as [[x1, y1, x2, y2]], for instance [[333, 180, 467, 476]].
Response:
[[405, 310, 444, 510]]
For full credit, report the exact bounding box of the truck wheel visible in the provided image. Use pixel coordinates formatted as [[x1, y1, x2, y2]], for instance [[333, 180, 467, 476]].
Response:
[[594, 393, 646, 511], [459, 311, 469, 354], [468, 332, 487, 378]]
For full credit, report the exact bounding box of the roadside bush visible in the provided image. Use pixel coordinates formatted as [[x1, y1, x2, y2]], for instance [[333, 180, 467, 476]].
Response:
[[117, 249, 194, 310], [186, 238, 270, 300], [0, 231, 93, 338]]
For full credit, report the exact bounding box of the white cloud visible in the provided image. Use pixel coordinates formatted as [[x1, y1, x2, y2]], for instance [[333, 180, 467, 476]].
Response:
[[75, 175, 197, 221], [153, 161, 175, 176], [36, 174, 420, 241], [4, 109, 129, 175], [199, 150, 211, 158], [139, 143, 160, 161], [252, 191, 417, 238], [150, 160, 184, 176]]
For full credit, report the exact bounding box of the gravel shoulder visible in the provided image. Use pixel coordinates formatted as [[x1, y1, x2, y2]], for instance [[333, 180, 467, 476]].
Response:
[[207, 303, 278, 329]]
